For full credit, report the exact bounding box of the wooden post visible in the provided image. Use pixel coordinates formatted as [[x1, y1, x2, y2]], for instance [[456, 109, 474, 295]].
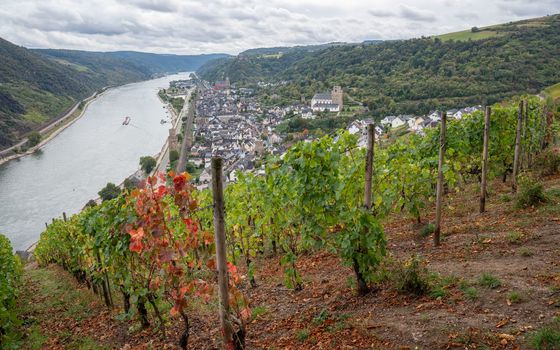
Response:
[[63, 212, 67, 222], [211, 157, 234, 348], [434, 112, 447, 247], [512, 101, 524, 192], [522, 99, 528, 169], [541, 106, 549, 151], [364, 124, 375, 209], [45, 222, 48, 229], [480, 107, 491, 213]]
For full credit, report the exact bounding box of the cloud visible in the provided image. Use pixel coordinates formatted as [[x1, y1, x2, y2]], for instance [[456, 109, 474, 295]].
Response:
[[398, 4, 435, 22], [0, 0, 556, 54], [129, 0, 180, 13], [368, 9, 396, 17]]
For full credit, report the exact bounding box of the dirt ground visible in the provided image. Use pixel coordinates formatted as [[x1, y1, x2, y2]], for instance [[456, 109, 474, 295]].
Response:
[[18, 176, 560, 349]]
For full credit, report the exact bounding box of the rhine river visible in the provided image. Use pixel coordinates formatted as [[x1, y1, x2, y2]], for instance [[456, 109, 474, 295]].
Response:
[[0, 73, 190, 251]]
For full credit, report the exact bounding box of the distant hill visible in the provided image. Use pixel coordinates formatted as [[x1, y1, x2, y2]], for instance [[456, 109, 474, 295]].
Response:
[[0, 39, 229, 149], [197, 14, 560, 116], [239, 42, 351, 56], [34, 49, 230, 75]]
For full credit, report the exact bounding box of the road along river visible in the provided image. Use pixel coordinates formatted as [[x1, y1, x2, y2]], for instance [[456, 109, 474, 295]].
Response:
[[0, 72, 190, 251]]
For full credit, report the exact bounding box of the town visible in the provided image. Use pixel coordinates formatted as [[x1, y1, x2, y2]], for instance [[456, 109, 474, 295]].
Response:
[[159, 78, 483, 188]]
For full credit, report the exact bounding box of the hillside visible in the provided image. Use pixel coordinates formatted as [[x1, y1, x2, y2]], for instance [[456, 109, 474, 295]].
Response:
[[35, 49, 230, 75], [0, 39, 230, 149], [197, 14, 560, 116], [0, 38, 151, 148]]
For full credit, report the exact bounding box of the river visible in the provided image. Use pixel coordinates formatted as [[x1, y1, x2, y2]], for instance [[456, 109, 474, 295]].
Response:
[[0, 73, 190, 251]]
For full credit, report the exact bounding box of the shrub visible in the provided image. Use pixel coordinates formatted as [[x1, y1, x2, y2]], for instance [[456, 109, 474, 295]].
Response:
[[535, 148, 560, 176], [0, 234, 23, 347], [395, 255, 431, 296], [516, 177, 547, 209]]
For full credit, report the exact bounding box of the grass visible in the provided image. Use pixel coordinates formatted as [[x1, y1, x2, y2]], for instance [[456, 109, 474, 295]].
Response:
[[251, 305, 268, 320], [311, 309, 329, 326], [296, 328, 310, 342], [20, 266, 106, 349], [507, 290, 526, 304], [463, 286, 479, 301], [436, 30, 500, 42], [506, 231, 523, 244], [528, 318, 560, 350], [26, 324, 48, 350], [420, 223, 435, 238], [544, 82, 560, 101], [478, 273, 502, 289], [518, 247, 534, 257]]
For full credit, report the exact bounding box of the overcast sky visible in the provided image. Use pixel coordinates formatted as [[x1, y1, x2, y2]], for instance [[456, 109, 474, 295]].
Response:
[[0, 0, 558, 55]]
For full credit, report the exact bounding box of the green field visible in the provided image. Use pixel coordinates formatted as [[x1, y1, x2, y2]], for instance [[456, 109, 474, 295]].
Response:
[[436, 29, 500, 42], [544, 82, 560, 100]]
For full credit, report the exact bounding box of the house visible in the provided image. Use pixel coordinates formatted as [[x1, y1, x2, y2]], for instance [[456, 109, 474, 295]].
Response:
[[381, 116, 406, 129], [311, 86, 343, 112], [428, 111, 441, 122]]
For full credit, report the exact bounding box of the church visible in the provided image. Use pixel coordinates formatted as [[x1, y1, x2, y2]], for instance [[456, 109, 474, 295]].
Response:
[[311, 86, 343, 113]]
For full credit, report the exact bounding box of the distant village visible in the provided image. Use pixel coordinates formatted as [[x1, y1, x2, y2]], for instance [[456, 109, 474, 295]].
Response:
[[164, 78, 483, 187], [184, 78, 286, 188]]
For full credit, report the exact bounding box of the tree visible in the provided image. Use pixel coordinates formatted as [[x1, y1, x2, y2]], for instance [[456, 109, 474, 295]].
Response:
[[27, 132, 42, 147], [139, 156, 157, 174], [169, 150, 179, 163], [123, 178, 137, 192], [185, 162, 197, 174], [98, 183, 120, 202]]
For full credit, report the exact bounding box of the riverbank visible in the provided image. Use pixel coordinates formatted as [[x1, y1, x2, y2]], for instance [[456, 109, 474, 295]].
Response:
[[0, 88, 110, 167], [153, 87, 194, 173], [1, 73, 189, 253]]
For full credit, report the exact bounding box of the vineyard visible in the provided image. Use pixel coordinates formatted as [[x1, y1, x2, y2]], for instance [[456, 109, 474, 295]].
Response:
[[4, 95, 560, 349]]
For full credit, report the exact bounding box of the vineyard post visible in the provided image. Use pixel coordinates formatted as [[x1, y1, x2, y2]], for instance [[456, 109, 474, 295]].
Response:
[[44, 222, 48, 229], [434, 112, 447, 247], [480, 107, 491, 213], [522, 99, 529, 169], [211, 157, 234, 349], [541, 106, 549, 150], [364, 123, 375, 209], [63, 212, 67, 222], [512, 101, 524, 192]]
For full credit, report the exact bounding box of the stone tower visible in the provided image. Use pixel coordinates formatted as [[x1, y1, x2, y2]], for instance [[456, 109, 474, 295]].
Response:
[[331, 86, 343, 110]]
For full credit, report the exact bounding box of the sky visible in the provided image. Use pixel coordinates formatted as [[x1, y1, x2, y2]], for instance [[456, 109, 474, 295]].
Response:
[[0, 0, 558, 55]]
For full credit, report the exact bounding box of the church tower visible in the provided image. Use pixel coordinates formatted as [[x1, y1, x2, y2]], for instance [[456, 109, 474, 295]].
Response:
[[331, 86, 343, 110]]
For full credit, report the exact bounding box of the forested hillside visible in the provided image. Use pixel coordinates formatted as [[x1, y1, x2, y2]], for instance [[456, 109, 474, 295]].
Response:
[[197, 14, 560, 116], [0, 40, 229, 149], [0, 38, 151, 148]]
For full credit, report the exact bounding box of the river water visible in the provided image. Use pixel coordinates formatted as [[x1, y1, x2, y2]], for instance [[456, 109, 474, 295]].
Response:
[[0, 73, 190, 251]]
